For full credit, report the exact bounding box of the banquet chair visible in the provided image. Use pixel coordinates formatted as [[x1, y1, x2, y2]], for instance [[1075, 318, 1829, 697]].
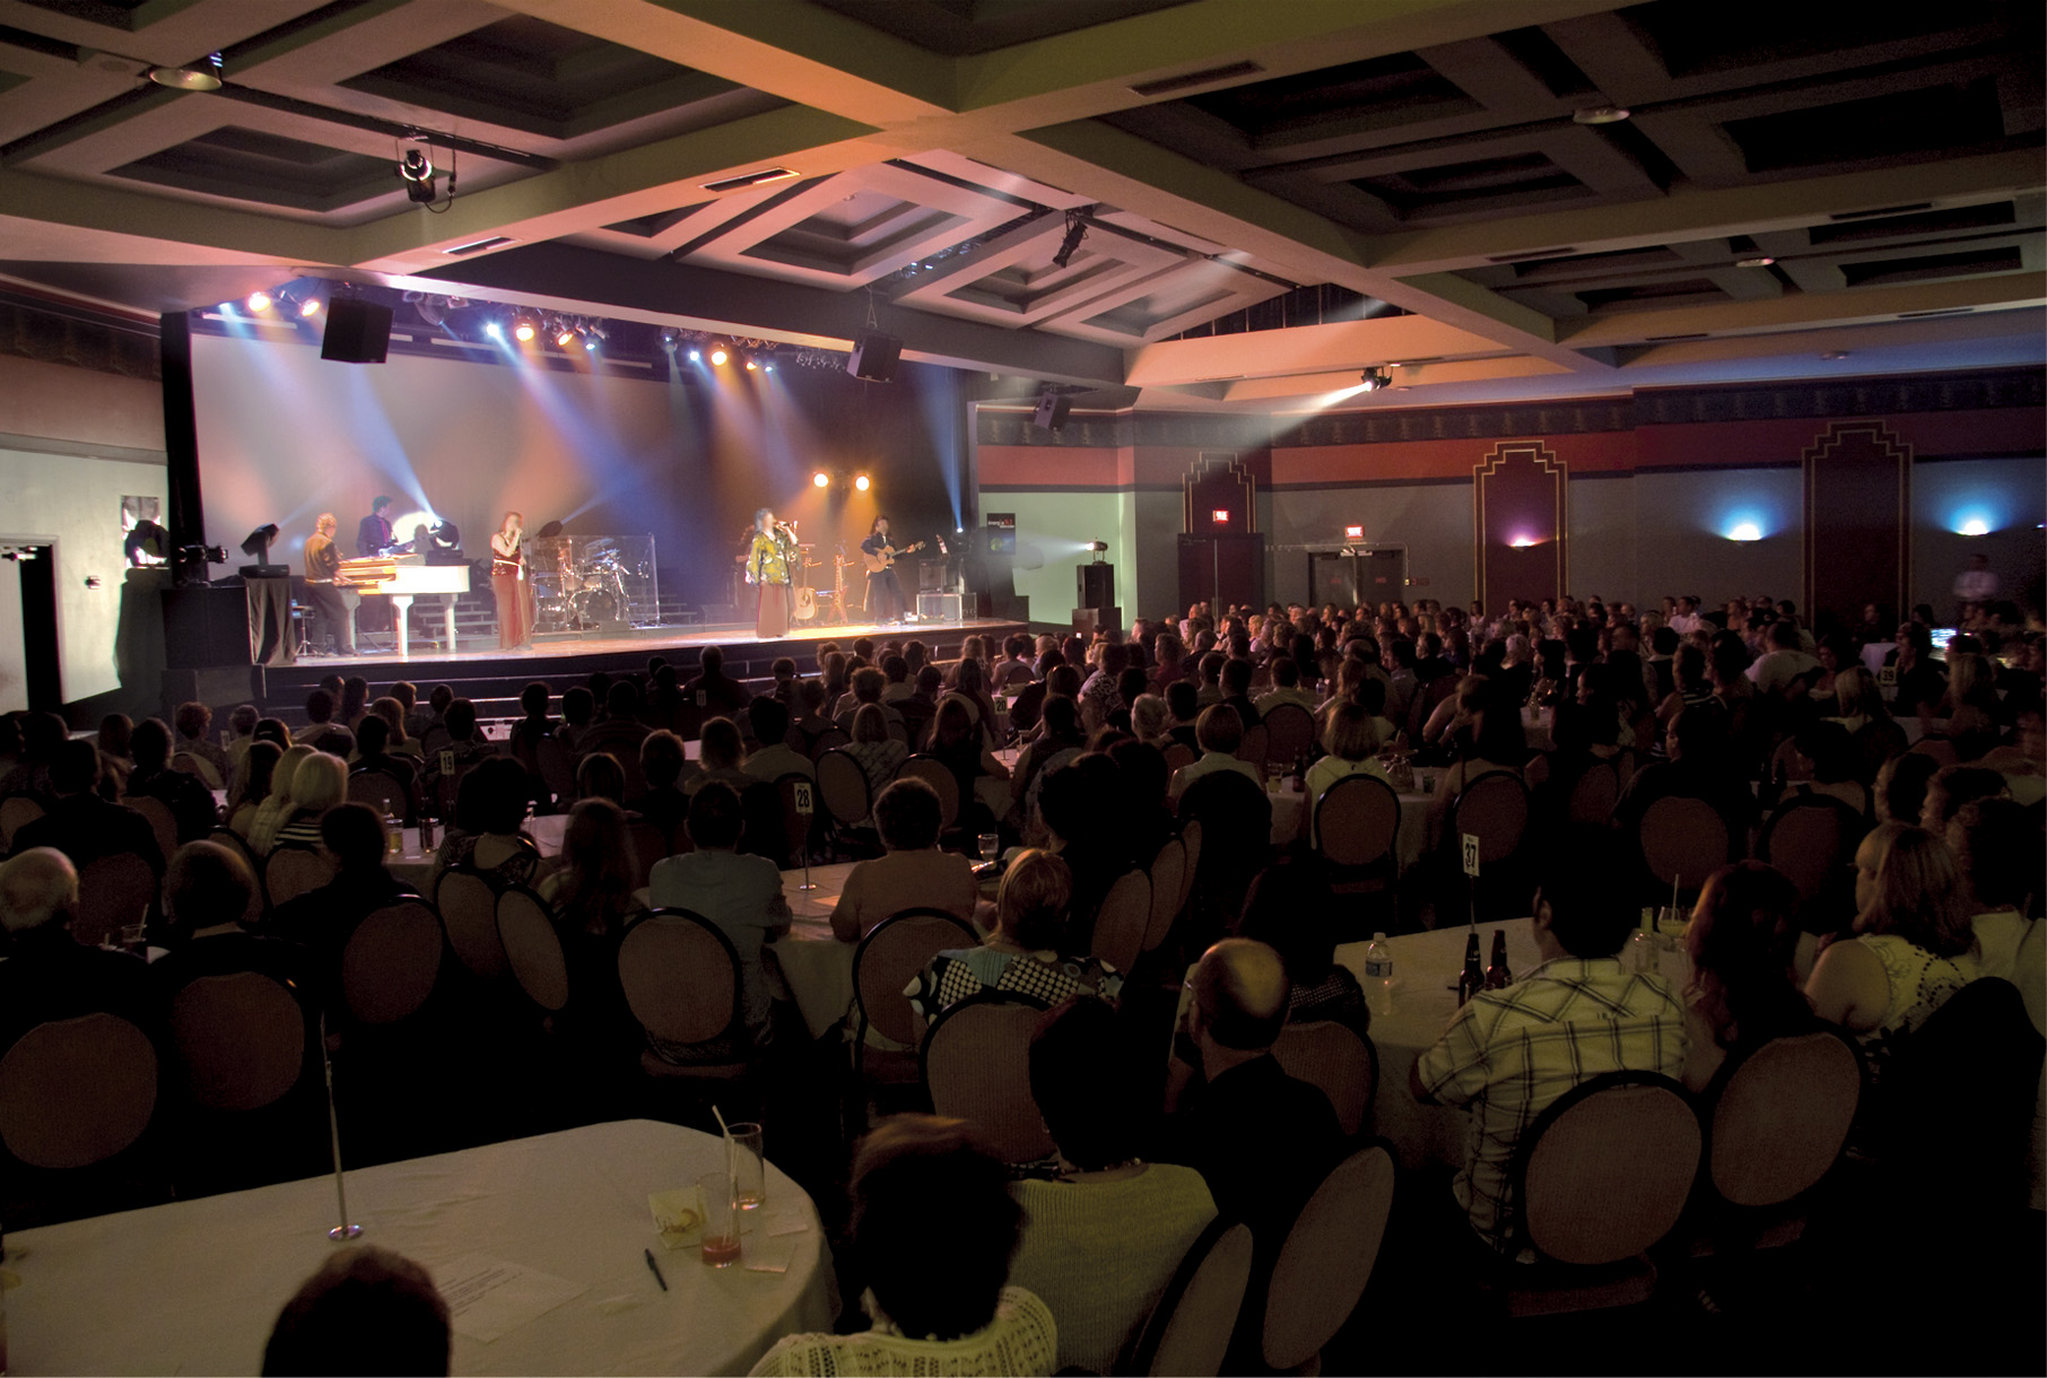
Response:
[[1497, 1071, 1700, 1317], [263, 843, 337, 910], [1261, 703, 1317, 773], [894, 755, 961, 830], [1908, 736, 1959, 768], [128, 796, 180, 873], [1636, 795, 1733, 902], [1234, 722, 1269, 779], [533, 735, 578, 809], [208, 828, 269, 927], [339, 900, 444, 1027], [1178, 770, 1271, 932], [1090, 869, 1153, 975], [618, 909, 750, 1082], [1313, 774, 1400, 890], [0, 794, 44, 851], [497, 885, 570, 1017], [1757, 797, 1868, 929], [1272, 1019, 1379, 1139], [815, 748, 879, 855], [1176, 819, 1202, 915], [851, 909, 976, 1088], [346, 768, 408, 818], [1451, 769, 1531, 920], [625, 818, 673, 890], [1142, 834, 1187, 954], [74, 852, 158, 948], [919, 994, 1056, 1165], [1261, 1141, 1398, 1372], [0, 1011, 161, 1225], [1121, 1220, 1254, 1378], [1162, 742, 1196, 774], [1565, 760, 1622, 826], [170, 751, 223, 790], [1690, 1031, 1861, 1252], [436, 865, 510, 982], [809, 728, 851, 759]]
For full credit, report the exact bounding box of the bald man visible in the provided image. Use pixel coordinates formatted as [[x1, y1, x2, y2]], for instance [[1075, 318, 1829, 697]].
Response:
[[1163, 939, 1343, 1296]]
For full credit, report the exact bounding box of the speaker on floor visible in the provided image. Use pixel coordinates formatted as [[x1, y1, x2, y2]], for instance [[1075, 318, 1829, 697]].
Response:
[[320, 298, 393, 364], [1033, 393, 1071, 432], [846, 331, 901, 382]]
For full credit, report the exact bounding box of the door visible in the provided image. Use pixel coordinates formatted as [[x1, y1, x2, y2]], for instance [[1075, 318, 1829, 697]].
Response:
[[0, 544, 59, 713], [1306, 548, 1405, 610]]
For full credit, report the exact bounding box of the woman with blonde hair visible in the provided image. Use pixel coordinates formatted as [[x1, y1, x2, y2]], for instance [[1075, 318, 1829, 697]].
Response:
[[1824, 665, 1888, 734], [226, 741, 282, 839], [269, 752, 348, 851], [248, 744, 315, 852]]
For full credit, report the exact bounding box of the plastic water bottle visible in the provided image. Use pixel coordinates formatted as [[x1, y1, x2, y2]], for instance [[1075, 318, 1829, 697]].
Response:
[[1629, 908, 1661, 975], [1364, 932, 1394, 1017]]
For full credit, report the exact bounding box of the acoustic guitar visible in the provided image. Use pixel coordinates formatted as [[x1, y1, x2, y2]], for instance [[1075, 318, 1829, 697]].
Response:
[[861, 540, 925, 574]]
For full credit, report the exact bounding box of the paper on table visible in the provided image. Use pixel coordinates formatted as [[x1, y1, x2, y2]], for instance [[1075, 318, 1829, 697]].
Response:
[[649, 1186, 704, 1252], [438, 1253, 588, 1343], [744, 1240, 795, 1276]]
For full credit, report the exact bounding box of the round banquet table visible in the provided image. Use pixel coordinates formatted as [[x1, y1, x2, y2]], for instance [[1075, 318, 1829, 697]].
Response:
[[387, 811, 570, 890], [9, 1119, 837, 1377]]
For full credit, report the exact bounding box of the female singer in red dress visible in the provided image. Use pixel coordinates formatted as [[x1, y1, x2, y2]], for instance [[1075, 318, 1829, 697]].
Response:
[[491, 511, 535, 651]]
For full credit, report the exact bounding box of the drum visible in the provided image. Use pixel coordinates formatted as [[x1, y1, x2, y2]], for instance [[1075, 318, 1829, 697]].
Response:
[[573, 588, 619, 623]]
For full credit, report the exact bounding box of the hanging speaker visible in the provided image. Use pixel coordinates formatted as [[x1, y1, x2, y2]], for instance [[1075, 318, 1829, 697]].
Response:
[[320, 299, 393, 364], [846, 331, 901, 382], [1033, 393, 1071, 431]]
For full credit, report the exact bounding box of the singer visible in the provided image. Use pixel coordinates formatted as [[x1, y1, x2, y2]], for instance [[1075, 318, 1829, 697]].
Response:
[[745, 507, 798, 639], [491, 510, 535, 651]]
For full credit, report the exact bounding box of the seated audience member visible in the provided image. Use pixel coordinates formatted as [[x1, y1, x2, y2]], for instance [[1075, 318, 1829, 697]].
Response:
[[1414, 831, 1688, 1259], [554, 685, 596, 754], [1746, 618, 1822, 696], [686, 717, 753, 795], [1167, 705, 1259, 802], [1679, 862, 1816, 1091], [352, 712, 418, 793], [750, 1116, 1054, 1378], [1165, 939, 1344, 1283], [908, 849, 1120, 1021], [1770, 721, 1871, 816], [505, 682, 556, 758], [0, 711, 68, 802], [223, 703, 261, 778], [1162, 681, 1202, 752], [1919, 763, 2009, 832], [1035, 757, 1140, 952], [1946, 798, 2042, 1015], [767, 656, 801, 710], [160, 840, 257, 946], [682, 645, 753, 720], [226, 741, 283, 838], [270, 753, 347, 850], [0, 847, 150, 1040], [1233, 855, 1370, 1037], [1874, 751, 1940, 824], [925, 693, 1011, 826], [294, 691, 338, 747], [1303, 702, 1393, 809], [1805, 824, 1975, 1081], [419, 698, 498, 800], [171, 700, 229, 785], [835, 666, 906, 740], [248, 746, 315, 853], [575, 751, 629, 808], [628, 730, 695, 837], [542, 797, 643, 946], [269, 804, 419, 961], [1255, 656, 1319, 716], [647, 782, 791, 1054], [262, 1246, 449, 1378], [1824, 666, 1889, 734], [1009, 997, 1217, 1375], [844, 704, 909, 814], [1612, 702, 1755, 846], [743, 698, 814, 784], [787, 679, 838, 757], [431, 758, 539, 890], [829, 779, 978, 942], [1218, 656, 1263, 731], [11, 738, 163, 873], [576, 682, 652, 762], [1013, 696, 1087, 828]]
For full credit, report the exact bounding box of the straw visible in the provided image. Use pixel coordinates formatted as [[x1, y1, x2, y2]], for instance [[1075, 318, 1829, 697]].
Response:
[[1669, 873, 1681, 926], [711, 1103, 731, 1138]]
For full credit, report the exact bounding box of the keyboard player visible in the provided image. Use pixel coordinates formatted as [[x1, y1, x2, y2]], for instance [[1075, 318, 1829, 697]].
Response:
[[304, 513, 355, 656]]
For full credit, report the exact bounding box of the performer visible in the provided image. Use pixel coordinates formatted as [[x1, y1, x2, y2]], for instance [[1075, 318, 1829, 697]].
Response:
[[861, 516, 909, 624], [304, 512, 355, 656], [491, 511, 536, 651], [745, 507, 798, 639], [356, 495, 396, 556]]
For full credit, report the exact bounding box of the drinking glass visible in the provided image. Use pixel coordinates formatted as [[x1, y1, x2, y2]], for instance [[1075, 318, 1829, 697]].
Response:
[[727, 1122, 766, 1211], [698, 1170, 740, 1267], [977, 832, 1001, 863]]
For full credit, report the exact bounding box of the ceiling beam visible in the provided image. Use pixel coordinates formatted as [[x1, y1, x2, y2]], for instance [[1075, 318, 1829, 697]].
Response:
[[1556, 273, 2047, 349]]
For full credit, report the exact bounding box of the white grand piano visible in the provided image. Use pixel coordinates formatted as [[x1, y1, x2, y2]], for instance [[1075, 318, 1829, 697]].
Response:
[[335, 555, 470, 661]]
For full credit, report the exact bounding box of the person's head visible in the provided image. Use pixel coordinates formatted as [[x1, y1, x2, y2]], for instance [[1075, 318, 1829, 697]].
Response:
[[561, 796, 635, 899], [1164, 680, 1198, 725], [443, 698, 478, 743], [318, 802, 389, 873], [128, 717, 172, 772], [1873, 751, 1938, 824], [352, 714, 390, 759], [1322, 701, 1382, 763], [933, 694, 975, 748], [851, 666, 885, 706], [288, 751, 346, 813], [701, 645, 726, 676], [603, 680, 640, 720], [754, 506, 774, 532], [1185, 938, 1289, 1056], [994, 847, 1070, 951], [501, 510, 523, 536], [0, 847, 77, 937], [174, 700, 213, 744], [368, 697, 406, 744], [873, 778, 942, 852], [1235, 855, 1340, 985], [575, 751, 625, 805], [639, 729, 685, 790], [233, 740, 283, 811], [228, 703, 260, 738], [1919, 763, 2007, 831], [1684, 862, 1807, 1050], [315, 512, 337, 538], [267, 744, 314, 809], [303, 689, 335, 727], [1029, 996, 1143, 1172], [516, 682, 549, 720], [161, 841, 255, 941], [748, 697, 789, 748], [684, 780, 745, 851], [428, 683, 455, 716], [1533, 828, 1638, 958], [697, 717, 742, 771], [262, 1245, 450, 1378], [1946, 797, 2033, 912], [1855, 824, 1972, 958], [1039, 694, 1084, 746], [871, 515, 891, 537], [881, 654, 909, 686], [459, 757, 529, 834], [1194, 703, 1244, 755], [1130, 694, 1169, 742], [1037, 754, 1116, 847], [849, 1115, 1019, 1342]]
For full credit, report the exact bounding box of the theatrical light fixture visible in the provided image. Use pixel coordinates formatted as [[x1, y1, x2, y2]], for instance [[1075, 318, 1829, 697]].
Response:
[[1726, 522, 1764, 542], [554, 322, 576, 348], [1735, 256, 1776, 268], [709, 346, 729, 366], [1359, 368, 1392, 391], [812, 471, 831, 489], [512, 313, 538, 343], [484, 320, 504, 340], [659, 329, 680, 349], [148, 51, 222, 91], [245, 291, 272, 312], [298, 294, 321, 318], [687, 349, 701, 362], [398, 145, 437, 205], [854, 474, 871, 492], [1052, 208, 1093, 269], [744, 358, 757, 371], [584, 336, 599, 351], [1572, 104, 1630, 124]]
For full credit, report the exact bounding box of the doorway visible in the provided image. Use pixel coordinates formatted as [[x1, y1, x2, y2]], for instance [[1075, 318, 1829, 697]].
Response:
[[1308, 546, 1406, 609], [0, 543, 59, 714]]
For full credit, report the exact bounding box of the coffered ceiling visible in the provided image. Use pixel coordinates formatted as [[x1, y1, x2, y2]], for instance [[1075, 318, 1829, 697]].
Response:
[[0, 0, 2040, 407]]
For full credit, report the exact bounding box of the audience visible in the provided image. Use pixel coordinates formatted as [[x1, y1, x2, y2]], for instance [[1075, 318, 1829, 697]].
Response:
[[263, 1246, 449, 1378], [431, 758, 538, 889], [1167, 704, 1258, 801], [829, 779, 977, 941], [270, 803, 418, 960], [907, 848, 1121, 1021], [1678, 861, 1815, 1090], [159, 839, 256, 946], [0, 846, 149, 1038], [12, 738, 162, 873]]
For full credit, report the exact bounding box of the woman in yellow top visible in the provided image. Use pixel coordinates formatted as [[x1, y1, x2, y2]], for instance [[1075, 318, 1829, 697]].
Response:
[[745, 506, 797, 639]]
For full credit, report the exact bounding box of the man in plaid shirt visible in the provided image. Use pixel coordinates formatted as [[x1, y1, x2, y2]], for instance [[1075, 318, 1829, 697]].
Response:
[[1413, 833, 1688, 1258]]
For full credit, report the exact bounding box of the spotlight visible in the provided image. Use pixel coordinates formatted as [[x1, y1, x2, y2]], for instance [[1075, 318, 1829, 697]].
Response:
[[813, 471, 831, 489], [246, 290, 272, 312], [763, 363, 774, 373], [659, 329, 680, 349], [398, 146, 437, 205], [709, 346, 729, 366], [485, 320, 504, 340], [687, 349, 701, 362], [512, 313, 538, 343], [554, 322, 576, 348], [584, 336, 599, 351], [854, 474, 871, 492], [298, 294, 321, 318], [1052, 208, 1093, 269], [744, 358, 757, 371], [1359, 368, 1391, 391], [1572, 104, 1630, 125]]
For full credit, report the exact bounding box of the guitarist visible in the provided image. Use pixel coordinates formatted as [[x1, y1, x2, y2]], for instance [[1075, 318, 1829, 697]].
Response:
[[860, 515, 913, 624]]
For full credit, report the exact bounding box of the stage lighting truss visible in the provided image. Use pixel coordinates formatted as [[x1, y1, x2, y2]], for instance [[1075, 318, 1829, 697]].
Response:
[[512, 311, 540, 343]]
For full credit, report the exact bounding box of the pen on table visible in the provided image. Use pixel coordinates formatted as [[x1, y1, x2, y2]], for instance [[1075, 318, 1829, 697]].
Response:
[[644, 1247, 668, 1291]]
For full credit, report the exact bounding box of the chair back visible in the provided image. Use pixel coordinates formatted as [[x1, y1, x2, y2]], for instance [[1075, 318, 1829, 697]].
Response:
[[1162, 742, 1196, 773], [263, 844, 337, 908], [625, 819, 670, 890], [346, 769, 407, 817], [1706, 1032, 1860, 1208], [208, 829, 267, 926], [1452, 770, 1529, 865], [895, 756, 960, 828], [497, 885, 569, 1013], [920, 995, 1056, 1164], [340, 901, 443, 1026], [619, 909, 742, 1046], [853, 909, 977, 1048], [1234, 722, 1269, 775], [1758, 797, 1869, 906], [1261, 703, 1317, 769], [1262, 1143, 1398, 1371], [0, 795, 45, 851], [171, 752, 223, 789], [1126, 1220, 1254, 1377], [1142, 835, 1187, 953], [1314, 773, 1400, 867], [1176, 819, 1202, 912], [1565, 761, 1621, 825], [73, 853, 157, 948], [810, 727, 851, 759], [168, 970, 306, 1112], [1908, 737, 1959, 768], [1273, 1019, 1379, 1138], [1638, 796, 1732, 894], [1087, 869, 1152, 974], [128, 796, 180, 870], [1512, 1072, 1700, 1265], [534, 735, 577, 806], [0, 1014, 157, 1169], [815, 749, 873, 827], [435, 866, 508, 980]]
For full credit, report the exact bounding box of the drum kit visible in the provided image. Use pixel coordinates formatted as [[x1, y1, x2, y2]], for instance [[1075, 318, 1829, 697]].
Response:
[[535, 536, 640, 631]]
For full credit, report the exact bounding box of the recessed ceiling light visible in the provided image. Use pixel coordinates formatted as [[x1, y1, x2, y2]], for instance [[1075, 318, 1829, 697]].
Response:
[[1735, 256, 1776, 268], [148, 52, 222, 91], [1572, 105, 1630, 125]]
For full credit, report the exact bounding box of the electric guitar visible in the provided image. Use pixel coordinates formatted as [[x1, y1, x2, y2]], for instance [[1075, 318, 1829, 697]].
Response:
[[861, 539, 925, 574]]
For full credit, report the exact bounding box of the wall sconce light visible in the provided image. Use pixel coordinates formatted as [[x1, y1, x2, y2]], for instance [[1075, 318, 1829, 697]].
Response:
[[1725, 522, 1763, 542]]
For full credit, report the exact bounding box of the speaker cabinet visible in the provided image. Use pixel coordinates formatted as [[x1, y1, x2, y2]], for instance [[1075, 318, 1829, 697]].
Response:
[[1077, 561, 1115, 612], [320, 298, 393, 364], [1033, 394, 1071, 431], [161, 586, 252, 668], [846, 332, 901, 382]]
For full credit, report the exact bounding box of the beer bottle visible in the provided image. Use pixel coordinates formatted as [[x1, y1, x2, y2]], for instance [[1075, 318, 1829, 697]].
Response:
[[1456, 931, 1485, 1005], [1485, 928, 1512, 989]]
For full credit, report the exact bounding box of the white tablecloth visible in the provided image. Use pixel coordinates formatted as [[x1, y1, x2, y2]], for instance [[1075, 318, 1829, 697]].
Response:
[[767, 863, 861, 1041], [10, 1119, 836, 1376]]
